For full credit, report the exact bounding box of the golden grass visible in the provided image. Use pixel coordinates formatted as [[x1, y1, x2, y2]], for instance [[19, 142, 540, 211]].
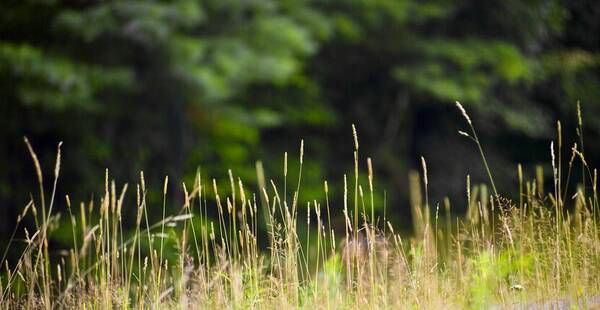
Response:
[[1, 103, 599, 309]]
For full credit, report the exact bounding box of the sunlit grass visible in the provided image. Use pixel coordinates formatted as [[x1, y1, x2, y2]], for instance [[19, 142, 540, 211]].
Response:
[[1, 103, 599, 309]]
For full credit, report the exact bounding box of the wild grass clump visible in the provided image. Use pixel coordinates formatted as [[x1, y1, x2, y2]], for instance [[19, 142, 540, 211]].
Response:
[[1, 103, 599, 309]]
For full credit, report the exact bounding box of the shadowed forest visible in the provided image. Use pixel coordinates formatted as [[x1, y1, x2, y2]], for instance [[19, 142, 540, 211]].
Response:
[[2, 1, 600, 308]]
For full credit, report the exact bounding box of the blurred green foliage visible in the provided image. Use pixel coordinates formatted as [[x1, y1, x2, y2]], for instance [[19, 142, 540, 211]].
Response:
[[1, 0, 600, 240]]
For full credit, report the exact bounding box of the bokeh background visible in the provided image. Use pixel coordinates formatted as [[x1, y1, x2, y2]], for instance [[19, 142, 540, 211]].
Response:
[[1, 0, 600, 250]]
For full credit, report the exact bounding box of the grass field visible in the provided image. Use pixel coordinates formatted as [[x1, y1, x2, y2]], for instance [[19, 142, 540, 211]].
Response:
[[1, 102, 599, 309]]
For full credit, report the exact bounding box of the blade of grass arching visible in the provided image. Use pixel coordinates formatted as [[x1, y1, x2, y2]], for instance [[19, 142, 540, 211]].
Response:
[[455, 102, 499, 202]]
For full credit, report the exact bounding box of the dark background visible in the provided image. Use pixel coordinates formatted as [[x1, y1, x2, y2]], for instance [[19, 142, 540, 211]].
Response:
[[1, 0, 600, 251]]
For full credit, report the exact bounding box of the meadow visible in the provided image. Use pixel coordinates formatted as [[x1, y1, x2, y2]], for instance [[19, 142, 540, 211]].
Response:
[[1, 102, 599, 309]]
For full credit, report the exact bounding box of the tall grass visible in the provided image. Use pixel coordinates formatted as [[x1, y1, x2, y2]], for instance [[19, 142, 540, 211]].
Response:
[[1, 103, 600, 309]]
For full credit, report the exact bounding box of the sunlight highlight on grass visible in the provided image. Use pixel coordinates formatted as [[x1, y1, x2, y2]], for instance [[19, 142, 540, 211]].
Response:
[[1, 104, 599, 309]]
